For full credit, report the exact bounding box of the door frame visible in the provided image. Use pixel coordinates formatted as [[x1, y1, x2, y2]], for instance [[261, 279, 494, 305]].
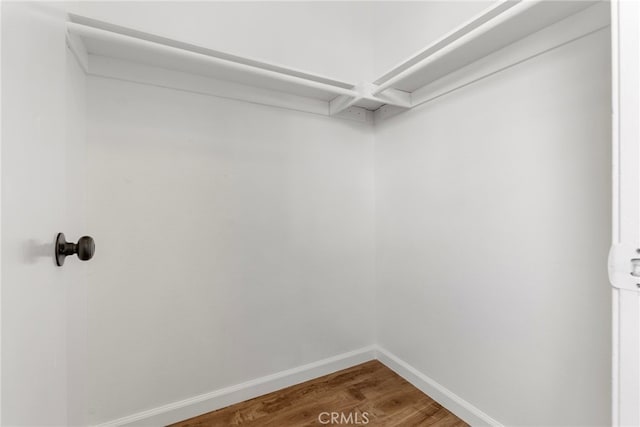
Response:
[[610, 0, 640, 424]]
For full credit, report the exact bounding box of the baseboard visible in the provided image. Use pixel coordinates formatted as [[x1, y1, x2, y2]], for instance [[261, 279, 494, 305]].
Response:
[[94, 345, 500, 427], [94, 346, 377, 427], [375, 347, 503, 427]]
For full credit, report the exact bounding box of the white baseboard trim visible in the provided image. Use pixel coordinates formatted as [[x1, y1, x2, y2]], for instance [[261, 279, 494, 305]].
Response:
[[375, 347, 503, 427], [94, 345, 501, 427], [93, 346, 376, 427]]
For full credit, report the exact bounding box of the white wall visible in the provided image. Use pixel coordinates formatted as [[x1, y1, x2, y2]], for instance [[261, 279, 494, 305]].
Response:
[[85, 77, 375, 424], [370, 1, 494, 79], [65, 35, 89, 427], [1, 2, 87, 425], [375, 28, 611, 426]]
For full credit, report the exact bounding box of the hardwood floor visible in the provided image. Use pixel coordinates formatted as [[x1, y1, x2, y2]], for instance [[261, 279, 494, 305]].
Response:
[[169, 360, 468, 427]]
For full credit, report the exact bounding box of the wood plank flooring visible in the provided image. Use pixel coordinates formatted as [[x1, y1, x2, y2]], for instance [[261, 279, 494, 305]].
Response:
[[169, 360, 468, 427]]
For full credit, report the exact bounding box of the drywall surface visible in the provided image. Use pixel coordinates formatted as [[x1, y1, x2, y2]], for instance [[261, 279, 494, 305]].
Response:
[[370, 1, 494, 79], [375, 29, 611, 426], [85, 77, 375, 424], [65, 35, 89, 427], [67, 1, 374, 84], [1, 2, 87, 425]]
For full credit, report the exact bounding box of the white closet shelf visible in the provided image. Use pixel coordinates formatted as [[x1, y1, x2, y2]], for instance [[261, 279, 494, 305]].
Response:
[[67, 1, 606, 123], [373, 0, 600, 96], [66, 15, 410, 123]]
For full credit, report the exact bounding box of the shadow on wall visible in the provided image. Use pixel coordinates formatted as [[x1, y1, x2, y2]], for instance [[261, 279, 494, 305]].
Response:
[[23, 238, 55, 266]]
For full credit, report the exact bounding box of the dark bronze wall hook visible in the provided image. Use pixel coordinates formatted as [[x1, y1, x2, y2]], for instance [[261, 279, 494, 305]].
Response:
[[55, 233, 95, 266]]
